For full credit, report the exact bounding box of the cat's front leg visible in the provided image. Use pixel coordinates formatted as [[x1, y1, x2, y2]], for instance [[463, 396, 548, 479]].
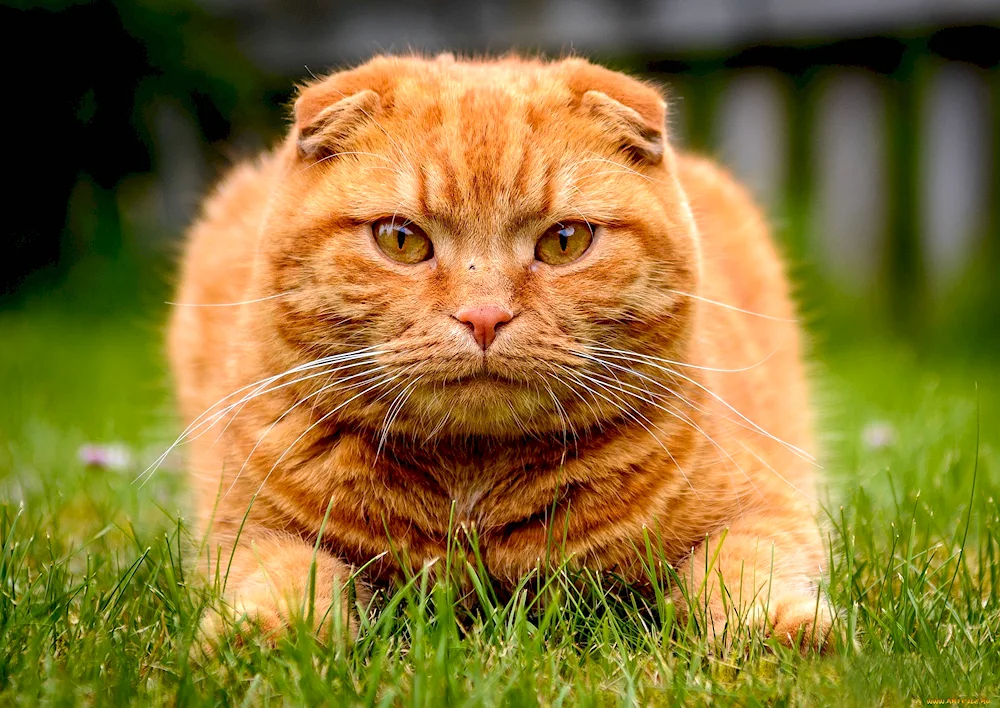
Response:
[[200, 530, 365, 646], [673, 513, 834, 651]]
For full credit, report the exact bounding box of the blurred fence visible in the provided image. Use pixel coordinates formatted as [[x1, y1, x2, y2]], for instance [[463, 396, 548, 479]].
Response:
[[651, 31, 999, 333]]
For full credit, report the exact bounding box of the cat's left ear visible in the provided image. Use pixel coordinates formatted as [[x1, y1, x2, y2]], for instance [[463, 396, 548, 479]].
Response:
[[294, 88, 381, 160], [293, 59, 402, 160], [581, 90, 665, 165]]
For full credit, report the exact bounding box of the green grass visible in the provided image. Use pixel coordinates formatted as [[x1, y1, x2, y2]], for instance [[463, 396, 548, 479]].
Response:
[[1, 301, 998, 706]]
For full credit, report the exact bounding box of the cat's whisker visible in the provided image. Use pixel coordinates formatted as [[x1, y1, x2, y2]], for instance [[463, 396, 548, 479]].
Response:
[[322, 87, 419, 183], [565, 154, 666, 185], [292, 150, 398, 176], [614, 354, 815, 464], [207, 356, 385, 450], [223, 364, 392, 502], [553, 364, 700, 496], [541, 378, 577, 452], [180, 364, 379, 496], [571, 349, 690, 401], [579, 339, 778, 374], [573, 349, 736, 440], [503, 398, 531, 439], [547, 370, 604, 434], [165, 290, 296, 308], [665, 288, 798, 323], [568, 364, 701, 443], [585, 367, 689, 417], [138, 365, 324, 486], [562, 370, 700, 496], [576, 351, 737, 439], [422, 402, 455, 446], [188, 347, 384, 434], [136, 347, 385, 486], [188, 354, 384, 450], [563, 184, 604, 231], [375, 371, 424, 462], [251, 372, 406, 500], [386, 376, 421, 436], [541, 378, 574, 468], [575, 169, 652, 182], [581, 366, 763, 503], [513, 379, 554, 444], [184, 346, 383, 439], [732, 437, 818, 504], [571, 349, 816, 466]]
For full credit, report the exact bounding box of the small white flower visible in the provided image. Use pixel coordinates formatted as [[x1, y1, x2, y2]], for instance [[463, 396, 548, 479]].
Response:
[[861, 421, 896, 451], [77, 443, 133, 471]]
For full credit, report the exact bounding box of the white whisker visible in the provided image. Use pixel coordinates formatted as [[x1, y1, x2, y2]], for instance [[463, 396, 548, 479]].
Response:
[[166, 291, 295, 308], [572, 349, 816, 466], [136, 346, 385, 486], [223, 365, 391, 501], [553, 364, 699, 496], [565, 154, 665, 185], [375, 372, 424, 461], [542, 378, 577, 456], [582, 366, 761, 505], [548, 370, 603, 434], [251, 373, 405, 499], [581, 340, 778, 374], [666, 288, 797, 323], [206, 356, 383, 450], [733, 438, 818, 504], [293, 150, 397, 176]]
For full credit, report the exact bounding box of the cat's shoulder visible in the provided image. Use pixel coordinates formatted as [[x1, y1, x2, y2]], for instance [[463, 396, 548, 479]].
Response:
[[196, 149, 283, 227], [673, 152, 759, 215], [673, 151, 769, 243]]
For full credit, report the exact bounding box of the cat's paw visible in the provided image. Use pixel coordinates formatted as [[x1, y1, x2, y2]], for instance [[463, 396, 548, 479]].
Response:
[[707, 590, 836, 652], [764, 592, 836, 651], [209, 597, 288, 643], [196, 583, 359, 655]]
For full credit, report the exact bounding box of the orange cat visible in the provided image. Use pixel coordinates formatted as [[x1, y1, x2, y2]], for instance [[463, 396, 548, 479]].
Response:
[[168, 54, 832, 648]]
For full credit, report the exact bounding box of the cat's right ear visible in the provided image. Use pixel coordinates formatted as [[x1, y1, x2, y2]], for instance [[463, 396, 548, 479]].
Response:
[[581, 89, 665, 165], [294, 88, 381, 160], [561, 59, 667, 165]]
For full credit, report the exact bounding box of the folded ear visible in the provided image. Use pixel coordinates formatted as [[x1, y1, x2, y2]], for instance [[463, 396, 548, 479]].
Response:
[[294, 58, 404, 160], [294, 88, 381, 160], [582, 89, 665, 164], [561, 59, 667, 165]]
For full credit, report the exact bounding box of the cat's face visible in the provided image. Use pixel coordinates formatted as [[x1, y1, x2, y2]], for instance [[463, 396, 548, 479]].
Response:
[[260, 56, 700, 438]]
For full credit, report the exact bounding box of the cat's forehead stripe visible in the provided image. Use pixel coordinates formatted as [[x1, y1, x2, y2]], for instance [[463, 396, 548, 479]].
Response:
[[405, 89, 564, 225]]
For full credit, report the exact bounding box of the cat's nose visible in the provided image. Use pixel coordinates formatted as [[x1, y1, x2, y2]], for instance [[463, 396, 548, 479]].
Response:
[[454, 305, 513, 351]]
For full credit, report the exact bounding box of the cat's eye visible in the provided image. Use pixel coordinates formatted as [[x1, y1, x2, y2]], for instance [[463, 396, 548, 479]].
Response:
[[373, 218, 434, 264], [535, 222, 594, 265]]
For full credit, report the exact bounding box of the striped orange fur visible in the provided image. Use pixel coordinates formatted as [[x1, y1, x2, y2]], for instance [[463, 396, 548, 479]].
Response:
[[168, 54, 832, 649]]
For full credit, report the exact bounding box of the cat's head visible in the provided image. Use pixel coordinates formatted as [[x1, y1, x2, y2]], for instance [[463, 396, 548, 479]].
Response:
[[258, 54, 700, 438]]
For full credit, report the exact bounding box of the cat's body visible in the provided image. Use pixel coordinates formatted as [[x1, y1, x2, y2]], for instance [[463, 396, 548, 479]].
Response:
[[169, 55, 830, 646]]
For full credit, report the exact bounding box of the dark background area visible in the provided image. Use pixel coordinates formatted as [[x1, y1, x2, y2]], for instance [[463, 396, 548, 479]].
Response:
[[3, 0, 1000, 357]]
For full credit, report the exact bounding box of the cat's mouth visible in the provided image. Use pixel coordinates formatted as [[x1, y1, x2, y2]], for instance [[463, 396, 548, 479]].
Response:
[[409, 364, 536, 401], [381, 349, 529, 386], [447, 372, 515, 387]]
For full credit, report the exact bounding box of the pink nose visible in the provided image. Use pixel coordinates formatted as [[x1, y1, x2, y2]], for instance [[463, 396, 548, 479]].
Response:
[[454, 305, 513, 351]]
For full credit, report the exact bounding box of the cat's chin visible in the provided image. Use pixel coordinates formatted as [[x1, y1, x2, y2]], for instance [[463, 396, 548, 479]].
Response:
[[385, 376, 590, 439]]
